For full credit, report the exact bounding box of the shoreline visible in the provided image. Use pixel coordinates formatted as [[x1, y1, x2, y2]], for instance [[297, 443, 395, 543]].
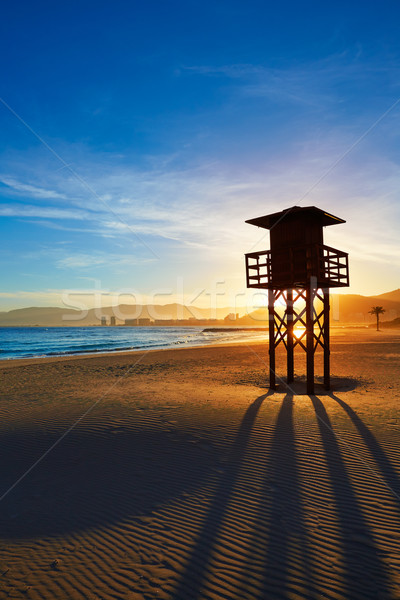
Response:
[[1, 324, 395, 362], [0, 338, 268, 368], [0, 327, 398, 367]]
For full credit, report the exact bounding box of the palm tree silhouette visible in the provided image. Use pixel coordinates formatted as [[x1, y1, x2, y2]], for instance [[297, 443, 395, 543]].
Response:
[[369, 306, 385, 331]]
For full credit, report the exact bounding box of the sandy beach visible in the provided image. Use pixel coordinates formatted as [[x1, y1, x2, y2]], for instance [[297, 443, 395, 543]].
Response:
[[0, 329, 399, 599]]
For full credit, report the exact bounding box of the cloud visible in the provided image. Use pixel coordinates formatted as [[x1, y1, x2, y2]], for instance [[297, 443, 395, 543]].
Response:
[[0, 176, 67, 199], [181, 55, 400, 111], [2, 149, 400, 261], [0, 122, 399, 299], [20, 219, 117, 237], [56, 253, 156, 269], [0, 204, 88, 219]]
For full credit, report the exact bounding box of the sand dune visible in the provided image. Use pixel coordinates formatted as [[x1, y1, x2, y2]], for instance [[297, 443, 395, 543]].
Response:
[[0, 330, 399, 599]]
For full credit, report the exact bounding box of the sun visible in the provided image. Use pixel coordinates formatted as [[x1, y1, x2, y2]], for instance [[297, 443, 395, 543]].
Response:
[[293, 325, 306, 340]]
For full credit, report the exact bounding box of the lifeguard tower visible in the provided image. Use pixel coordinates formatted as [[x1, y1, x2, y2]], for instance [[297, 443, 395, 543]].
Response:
[[245, 206, 349, 394]]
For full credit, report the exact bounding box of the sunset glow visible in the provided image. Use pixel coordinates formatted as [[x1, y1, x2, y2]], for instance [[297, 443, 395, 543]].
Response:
[[293, 326, 306, 341], [1, 6, 400, 600], [0, 2, 399, 312]]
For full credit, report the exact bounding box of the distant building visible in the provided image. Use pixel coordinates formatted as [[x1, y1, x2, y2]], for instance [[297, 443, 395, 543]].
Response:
[[110, 316, 116, 326], [101, 316, 107, 326], [224, 313, 239, 323], [125, 319, 138, 326], [138, 318, 151, 326]]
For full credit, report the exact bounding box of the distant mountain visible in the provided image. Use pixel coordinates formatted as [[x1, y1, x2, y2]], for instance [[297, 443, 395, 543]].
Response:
[[379, 317, 400, 329], [0, 306, 81, 326], [0, 289, 399, 326], [333, 293, 400, 323], [239, 289, 400, 326], [0, 303, 236, 326], [372, 289, 400, 302]]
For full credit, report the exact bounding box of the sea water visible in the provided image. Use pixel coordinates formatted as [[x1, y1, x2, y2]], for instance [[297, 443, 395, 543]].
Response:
[[0, 326, 267, 360]]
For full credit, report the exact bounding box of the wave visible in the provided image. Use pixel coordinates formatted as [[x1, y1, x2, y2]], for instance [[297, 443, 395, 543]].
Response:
[[0, 326, 266, 360]]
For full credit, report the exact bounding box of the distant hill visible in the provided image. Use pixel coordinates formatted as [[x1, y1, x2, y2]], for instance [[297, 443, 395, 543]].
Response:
[[334, 293, 400, 323], [0, 303, 236, 327], [379, 317, 400, 329], [0, 306, 80, 326], [0, 289, 399, 326], [238, 290, 400, 326], [372, 289, 400, 302]]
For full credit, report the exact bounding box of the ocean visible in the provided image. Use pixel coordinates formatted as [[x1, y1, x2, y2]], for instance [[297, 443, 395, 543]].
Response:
[[0, 326, 267, 360]]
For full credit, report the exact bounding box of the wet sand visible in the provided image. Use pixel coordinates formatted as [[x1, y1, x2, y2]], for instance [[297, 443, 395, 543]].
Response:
[[0, 329, 399, 599]]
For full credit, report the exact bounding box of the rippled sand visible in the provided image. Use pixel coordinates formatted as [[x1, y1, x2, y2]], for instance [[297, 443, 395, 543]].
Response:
[[0, 329, 399, 599]]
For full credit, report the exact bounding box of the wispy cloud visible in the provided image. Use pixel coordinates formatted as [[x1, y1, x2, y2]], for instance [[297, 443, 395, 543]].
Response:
[[181, 54, 400, 108], [0, 204, 88, 220], [1, 148, 400, 260], [0, 176, 67, 200], [1, 113, 399, 300], [20, 219, 116, 237], [56, 252, 155, 269]]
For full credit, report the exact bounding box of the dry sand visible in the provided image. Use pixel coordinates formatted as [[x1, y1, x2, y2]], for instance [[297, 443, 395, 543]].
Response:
[[0, 329, 399, 599]]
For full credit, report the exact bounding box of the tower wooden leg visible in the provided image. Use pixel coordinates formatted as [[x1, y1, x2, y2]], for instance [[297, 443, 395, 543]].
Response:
[[268, 289, 276, 390], [286, 288, 294, 383], [306, 285, 315, 395], [324, 289, 330, 390]]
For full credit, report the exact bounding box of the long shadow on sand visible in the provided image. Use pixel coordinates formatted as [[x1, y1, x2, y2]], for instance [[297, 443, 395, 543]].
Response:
[[173, 392, 318, 600], [240, 394, 319, 599], [172, 392, 269, 600], [310, 394, 392, 599], [173, 379, 397, 599], [329, 392, 400, 502], [0, 424, 222, 538]]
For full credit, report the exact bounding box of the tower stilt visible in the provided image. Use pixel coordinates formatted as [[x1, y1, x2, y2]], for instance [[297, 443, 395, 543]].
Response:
[[323, 289, 330, 390], [268, 289, 276, 389], [306, 285, 315, 395], [286, 289, 294, 383]]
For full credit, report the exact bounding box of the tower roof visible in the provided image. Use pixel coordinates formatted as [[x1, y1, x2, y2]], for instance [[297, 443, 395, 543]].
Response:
[[245, 205, 346, 229]]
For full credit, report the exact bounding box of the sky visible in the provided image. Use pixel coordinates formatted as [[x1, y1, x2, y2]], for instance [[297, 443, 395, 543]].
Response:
[[1, 0, 400, 312]]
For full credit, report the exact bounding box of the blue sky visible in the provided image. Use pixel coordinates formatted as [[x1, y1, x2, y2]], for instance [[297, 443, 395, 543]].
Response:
[[1, 0, 400, 311]]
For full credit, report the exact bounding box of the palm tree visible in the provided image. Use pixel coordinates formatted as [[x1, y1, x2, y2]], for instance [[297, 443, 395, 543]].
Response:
[[369, 306, 385, 331]]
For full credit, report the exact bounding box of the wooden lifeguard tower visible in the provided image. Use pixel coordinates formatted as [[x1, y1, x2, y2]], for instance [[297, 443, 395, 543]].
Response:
[[245, 206, 349, 394]]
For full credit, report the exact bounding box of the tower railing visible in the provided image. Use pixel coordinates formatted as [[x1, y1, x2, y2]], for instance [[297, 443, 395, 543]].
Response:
[[318, 244, 349, 287], [245, 250, 271, 288], [245, 244, 349, 289]]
